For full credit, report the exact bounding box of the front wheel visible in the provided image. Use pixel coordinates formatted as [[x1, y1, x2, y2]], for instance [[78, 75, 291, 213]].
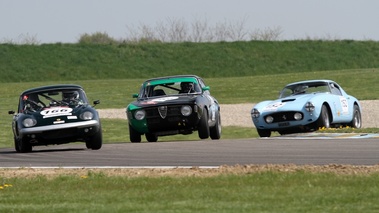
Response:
[[129, 124, 141, 143], [350, 105, 362, 128], [210, 112, 221, 140], [198, 109, 210, 139], [257, 129, 271, 137], [86, 129, 102, 150], [145, 133, 158, 142], [15, 137, 32, 153], [317, 105, 330, 129]]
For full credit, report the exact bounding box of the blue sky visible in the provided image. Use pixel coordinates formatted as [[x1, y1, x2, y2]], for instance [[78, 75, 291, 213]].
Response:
[[1, 0, 379, 43]]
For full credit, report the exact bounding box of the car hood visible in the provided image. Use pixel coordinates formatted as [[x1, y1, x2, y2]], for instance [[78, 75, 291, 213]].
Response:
[[25, 105, 91, 119], [129, 95, 197, 109], [255, 93, 324, 112]]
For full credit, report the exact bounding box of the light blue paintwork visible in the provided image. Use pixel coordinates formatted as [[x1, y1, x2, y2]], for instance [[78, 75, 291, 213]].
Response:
[[251, 80, 361, 135]]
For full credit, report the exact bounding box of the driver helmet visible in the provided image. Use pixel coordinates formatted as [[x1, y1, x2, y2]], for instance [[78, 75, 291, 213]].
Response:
[[180, 82, 194, 92], [63, 91, 80, 100]]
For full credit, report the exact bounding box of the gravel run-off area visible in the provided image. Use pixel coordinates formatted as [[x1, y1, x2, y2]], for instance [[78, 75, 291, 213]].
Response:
[[98, 100, 379, 128]]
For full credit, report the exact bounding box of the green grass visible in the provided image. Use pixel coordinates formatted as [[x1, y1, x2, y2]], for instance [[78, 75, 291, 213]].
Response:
[[1, 69, 378, 108], [2, 40, 379, 82], [1, 171, 379, 212]]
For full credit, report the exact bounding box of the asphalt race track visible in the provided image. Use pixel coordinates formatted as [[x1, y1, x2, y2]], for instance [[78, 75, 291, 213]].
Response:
[[1, 133, 379, 168]]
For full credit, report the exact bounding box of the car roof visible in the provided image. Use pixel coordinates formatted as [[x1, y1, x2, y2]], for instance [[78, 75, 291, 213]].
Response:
[[20, 84, 83, 95], [144, 75, 200, 86], [285, 79, 335, 87]]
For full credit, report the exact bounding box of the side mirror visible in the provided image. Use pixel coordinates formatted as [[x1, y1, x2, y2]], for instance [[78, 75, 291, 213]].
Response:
[[202, 86, 210, 91], [93, 100, 100, 106], [132, 94, 138, 98], [8, 110, 15, 115]]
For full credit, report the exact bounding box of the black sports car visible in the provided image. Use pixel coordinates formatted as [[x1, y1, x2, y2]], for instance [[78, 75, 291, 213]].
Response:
[[8, 84, 102, 152], [126, 75, 221, 142]]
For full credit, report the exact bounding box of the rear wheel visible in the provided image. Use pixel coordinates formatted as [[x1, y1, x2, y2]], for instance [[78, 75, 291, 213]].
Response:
[[317, 105, 331, 129], [350, 105, 362, 128], [198, 109, 210, 139], [257, 129, 271, 137], [210, 112, 221, 140], [145, 133, 158, 142], [129, 124, 141, 143]]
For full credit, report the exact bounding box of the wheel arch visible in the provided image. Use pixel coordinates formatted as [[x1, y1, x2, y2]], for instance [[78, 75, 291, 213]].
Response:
[[321, 102, 333, 123], [353, 101, 361, 110]]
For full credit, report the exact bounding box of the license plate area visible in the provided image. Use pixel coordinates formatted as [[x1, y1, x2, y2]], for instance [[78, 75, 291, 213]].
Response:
[[278, 122, 290, 127]]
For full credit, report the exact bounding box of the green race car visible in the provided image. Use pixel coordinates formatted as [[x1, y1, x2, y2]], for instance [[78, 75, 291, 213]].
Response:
[[126, 75, 221, 142]]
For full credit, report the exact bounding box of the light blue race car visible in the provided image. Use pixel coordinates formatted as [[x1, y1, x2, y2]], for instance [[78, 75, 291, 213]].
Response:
[[251, 79, 362, 137]]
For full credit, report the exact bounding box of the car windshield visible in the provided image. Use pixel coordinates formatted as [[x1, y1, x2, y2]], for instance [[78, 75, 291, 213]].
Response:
[[279, 82, 331, 98], [139, 79, 202, 99], [20, 89, 88, 112]]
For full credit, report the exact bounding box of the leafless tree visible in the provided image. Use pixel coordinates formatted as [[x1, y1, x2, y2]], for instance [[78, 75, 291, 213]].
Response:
[[92, 17, 285, 43], [250, 26, 283, 41], [190, 17, 209, 42], [1, 33, 41, 44]]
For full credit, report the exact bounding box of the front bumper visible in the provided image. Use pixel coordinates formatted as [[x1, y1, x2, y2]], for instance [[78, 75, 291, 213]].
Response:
[[252, 111, 318, 131], [19, 120, 99, 135], [18, 120, 101, 144]]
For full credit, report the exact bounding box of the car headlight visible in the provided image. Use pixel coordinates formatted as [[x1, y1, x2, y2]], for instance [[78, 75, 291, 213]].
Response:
[[251, 109, 260, 118], [134, 110, 146, 120], [181, 105, 192, 116], [305, 102, 315, 112], [23, 118, 37, 127], [265, 116, 274, 123], [294, 112, 303, 120], [80, 111, 94, 120]]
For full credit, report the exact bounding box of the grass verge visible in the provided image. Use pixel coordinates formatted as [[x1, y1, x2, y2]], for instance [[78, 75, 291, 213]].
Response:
[[1, 170, 379, 212]]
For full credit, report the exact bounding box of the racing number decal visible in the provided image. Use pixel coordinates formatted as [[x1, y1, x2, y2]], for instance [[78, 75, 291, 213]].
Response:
[[142, 97, 179, 105], [152, 97, 179, 102], [40, 107, 73, 118], [263, 102, 286, 112], [339, 97, 349, 114]]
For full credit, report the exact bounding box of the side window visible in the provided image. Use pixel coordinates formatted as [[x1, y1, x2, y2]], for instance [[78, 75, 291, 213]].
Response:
[[152, 85, 168, 96], [198, 78, 209, 94], [198, 79, 206, 89], [330, 83, 342, 96], [18, 96, 25, 113], [280, 88, 293, 98]]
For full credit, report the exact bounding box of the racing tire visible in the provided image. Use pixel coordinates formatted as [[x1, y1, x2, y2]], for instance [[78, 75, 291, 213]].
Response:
[[129, 124, 141, 143], [86, 129, 102, 150], [198, 109, 210, 139], [210, 112, 221, 140], [14, 137, 20, 152], [317, 104, 331, 129], [349, 105, 362, 128], [278, 130, 289, 135], [145, 133, 158, 142], [257, 129, 271, 137], [15, 137, 32, 153]]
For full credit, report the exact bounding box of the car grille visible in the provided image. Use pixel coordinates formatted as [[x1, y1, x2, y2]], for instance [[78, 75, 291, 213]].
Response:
[[146, 105, 182, 118], [144, 105, 198, 132], [42, 128, 79, 139], [264, 111, 303, 123]]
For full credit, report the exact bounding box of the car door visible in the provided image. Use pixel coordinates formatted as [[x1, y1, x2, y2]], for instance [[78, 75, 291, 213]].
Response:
[[198, 77, 218, 123], [329, 82, 351, 122]]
